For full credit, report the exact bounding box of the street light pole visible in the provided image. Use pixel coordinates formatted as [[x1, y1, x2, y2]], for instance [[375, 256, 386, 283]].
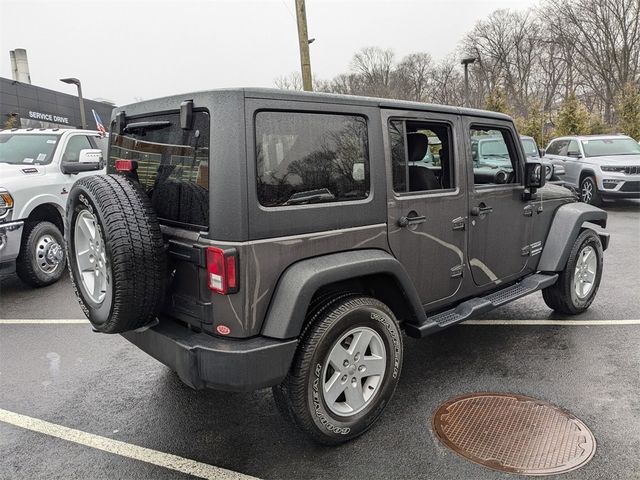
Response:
[[295, 0, 313, 91], [60, 77, 87, 129], [461, 57, 477, 108]]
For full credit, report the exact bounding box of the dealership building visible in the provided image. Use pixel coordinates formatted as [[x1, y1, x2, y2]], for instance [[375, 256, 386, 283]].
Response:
[[1, 49, 114, 130], [1, 76, 115, 130]]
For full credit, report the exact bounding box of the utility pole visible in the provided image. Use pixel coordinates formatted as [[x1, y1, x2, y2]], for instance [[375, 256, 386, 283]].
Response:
[[295, 0, 313, 91], [461, 57, 477, 108]]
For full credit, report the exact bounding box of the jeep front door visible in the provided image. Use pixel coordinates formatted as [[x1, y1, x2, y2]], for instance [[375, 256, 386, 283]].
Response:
[[464, 119, 533, 287], [383, 111, 467, 307]]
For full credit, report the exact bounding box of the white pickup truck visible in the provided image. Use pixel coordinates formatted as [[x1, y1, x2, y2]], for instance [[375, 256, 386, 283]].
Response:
[[0, 128, 106, 286]]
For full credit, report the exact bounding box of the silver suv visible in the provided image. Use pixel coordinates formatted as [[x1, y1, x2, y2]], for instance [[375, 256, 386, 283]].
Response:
[[543, 134, 640, 205]]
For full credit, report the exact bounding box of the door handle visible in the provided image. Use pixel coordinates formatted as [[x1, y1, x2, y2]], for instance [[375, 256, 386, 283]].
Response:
[[471, 204, 493, 216], [398, 213, 427, 227]]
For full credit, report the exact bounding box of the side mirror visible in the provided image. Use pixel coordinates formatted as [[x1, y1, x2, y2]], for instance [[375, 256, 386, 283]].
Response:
[[538, 148, 546, 157], [61, 149, 104, 174], [567, 150, 582, 158], [525, 162, 546, 190]]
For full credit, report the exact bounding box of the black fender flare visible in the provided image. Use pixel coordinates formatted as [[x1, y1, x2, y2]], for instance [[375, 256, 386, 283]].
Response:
[[537, 202, 608, 272], [260, 249, 426, 339]]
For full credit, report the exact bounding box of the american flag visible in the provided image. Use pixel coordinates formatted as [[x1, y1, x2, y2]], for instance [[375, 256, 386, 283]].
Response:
[[92, 109, 107, 137]]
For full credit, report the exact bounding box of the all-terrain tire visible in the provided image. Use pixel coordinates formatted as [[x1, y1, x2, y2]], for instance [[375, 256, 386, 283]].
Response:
[[65, 174, 166, 333], [542, 229, 603, 315], [16, 221, 66, 287], [273, 295, 403, 445]]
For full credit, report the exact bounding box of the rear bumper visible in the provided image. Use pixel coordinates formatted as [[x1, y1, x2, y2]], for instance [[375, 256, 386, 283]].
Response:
[[121, 318, 298, 392]]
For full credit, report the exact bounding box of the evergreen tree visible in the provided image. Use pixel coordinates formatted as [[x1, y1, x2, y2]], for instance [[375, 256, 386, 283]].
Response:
[[615, 83, 640, 139], [555, 93, 591, 136]]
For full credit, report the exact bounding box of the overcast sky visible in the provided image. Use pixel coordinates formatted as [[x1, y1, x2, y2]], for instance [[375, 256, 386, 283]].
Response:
[[1, 0, 538, 106]]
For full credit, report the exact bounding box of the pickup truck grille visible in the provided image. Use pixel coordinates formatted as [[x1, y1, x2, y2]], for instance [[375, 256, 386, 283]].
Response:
[[623, 166, 640, 175]]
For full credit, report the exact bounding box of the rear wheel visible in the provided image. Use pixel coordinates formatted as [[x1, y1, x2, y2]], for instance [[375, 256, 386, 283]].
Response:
[[16, 221, 66, 287], [273, 296, 403, 444], [542, 229, 603, 314], [65, 174, 166, 333]]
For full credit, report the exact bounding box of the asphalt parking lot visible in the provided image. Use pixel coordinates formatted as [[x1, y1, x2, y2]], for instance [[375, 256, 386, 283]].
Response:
[[1, 200, 639, 480]]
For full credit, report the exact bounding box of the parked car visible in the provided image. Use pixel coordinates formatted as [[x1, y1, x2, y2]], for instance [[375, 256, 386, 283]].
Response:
[[469, 135, 563, 184], [520, 135, 565, 181], [65, 89, 608, 444], [0, 128, 106, 286], [543, 134, 640, 205]]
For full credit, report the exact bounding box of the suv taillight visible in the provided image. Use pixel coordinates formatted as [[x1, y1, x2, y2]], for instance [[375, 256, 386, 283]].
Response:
[[206, 247, 238, 294]]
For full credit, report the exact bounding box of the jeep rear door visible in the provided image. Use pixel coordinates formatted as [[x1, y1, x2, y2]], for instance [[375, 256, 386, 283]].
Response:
[[462, 117, 533, 287], [383, 109, 467, 308]]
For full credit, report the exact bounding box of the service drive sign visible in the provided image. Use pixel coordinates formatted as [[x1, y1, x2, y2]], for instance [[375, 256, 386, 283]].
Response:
[[28, 110, 69, 124]]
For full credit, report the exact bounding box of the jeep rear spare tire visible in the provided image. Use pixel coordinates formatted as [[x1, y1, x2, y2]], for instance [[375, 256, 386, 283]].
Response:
[[65, 174, 166, 333]]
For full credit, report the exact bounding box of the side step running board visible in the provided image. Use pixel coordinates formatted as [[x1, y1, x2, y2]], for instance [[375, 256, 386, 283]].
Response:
[[404, 273, 558, 338]]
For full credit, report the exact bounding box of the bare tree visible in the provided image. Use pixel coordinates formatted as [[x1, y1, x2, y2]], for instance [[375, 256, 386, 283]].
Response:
[[393, 52, 433, 101], [350, 47, 396, 98], [540, 0, 640, 123]]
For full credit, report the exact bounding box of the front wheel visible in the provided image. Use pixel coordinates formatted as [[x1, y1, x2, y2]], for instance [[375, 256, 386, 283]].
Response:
[[542, 229, 603, 314], [273, 296, 403, 444], [16, 221, 66, 287], [580, 176, 602, 206]]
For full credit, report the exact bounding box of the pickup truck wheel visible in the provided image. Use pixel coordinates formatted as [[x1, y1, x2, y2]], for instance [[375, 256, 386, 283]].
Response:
[[16, 221, 66, 287], [580, 176, 602, 206], [542, 229, 603, 314], [273, 296, 403, 444], [65, 174, 166, 333]]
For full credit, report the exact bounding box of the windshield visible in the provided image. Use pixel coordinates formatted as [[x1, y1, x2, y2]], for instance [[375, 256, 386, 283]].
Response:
[[581, 138, 640, 157], [480, 139, 509, 157], [521, 139, 538, 156], [0, 134, 60, 165]]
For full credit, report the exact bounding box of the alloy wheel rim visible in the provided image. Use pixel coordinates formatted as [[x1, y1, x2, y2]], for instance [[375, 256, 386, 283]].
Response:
[[74, 210, 109, 304], [574, 245, 597, 299], [36, 234, 64, 274], [581, 180, 593, 203], [321, 326, 387, 417]]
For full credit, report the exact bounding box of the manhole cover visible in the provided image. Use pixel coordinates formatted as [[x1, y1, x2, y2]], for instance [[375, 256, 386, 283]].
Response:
[[432, 393, 596, 476]]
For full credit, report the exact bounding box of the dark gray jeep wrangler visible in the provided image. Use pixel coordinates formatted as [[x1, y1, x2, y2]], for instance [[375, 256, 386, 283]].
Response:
[[65, 89, 608, 444]]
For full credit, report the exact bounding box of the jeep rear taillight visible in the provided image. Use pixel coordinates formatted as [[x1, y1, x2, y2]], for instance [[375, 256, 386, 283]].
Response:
[[115, 159, 136, 172], [206, 247, 238, 294]]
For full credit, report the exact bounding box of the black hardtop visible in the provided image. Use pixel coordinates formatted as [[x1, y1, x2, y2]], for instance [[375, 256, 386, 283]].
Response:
[[111, 87, 513, 122]]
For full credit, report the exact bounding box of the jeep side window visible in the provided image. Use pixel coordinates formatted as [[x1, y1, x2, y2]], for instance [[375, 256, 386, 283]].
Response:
[[255, 112, 369, 207], [389, 119, 454, 193], [62, 135, 93, 163], [546, 139, 568, 156], [469, 127, 518, 185]]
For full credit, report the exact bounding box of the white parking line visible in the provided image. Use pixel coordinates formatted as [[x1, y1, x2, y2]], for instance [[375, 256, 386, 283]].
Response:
[[0, 319, 89, 324], [0, 408, 258, 480], [462, 319, 640, 325]]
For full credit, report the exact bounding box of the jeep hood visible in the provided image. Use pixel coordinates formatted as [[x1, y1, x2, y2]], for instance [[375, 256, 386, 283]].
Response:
[[538, 182, 576, 200]]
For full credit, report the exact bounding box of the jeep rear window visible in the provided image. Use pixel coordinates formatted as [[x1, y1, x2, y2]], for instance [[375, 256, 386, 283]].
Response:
[[108, 111, 210, 230], [255, 111, 369, 207]]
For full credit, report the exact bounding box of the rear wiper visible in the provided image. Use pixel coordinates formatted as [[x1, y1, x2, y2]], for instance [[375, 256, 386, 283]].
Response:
[[123, 121, 172, 133], [284, 188, 336, 205]]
